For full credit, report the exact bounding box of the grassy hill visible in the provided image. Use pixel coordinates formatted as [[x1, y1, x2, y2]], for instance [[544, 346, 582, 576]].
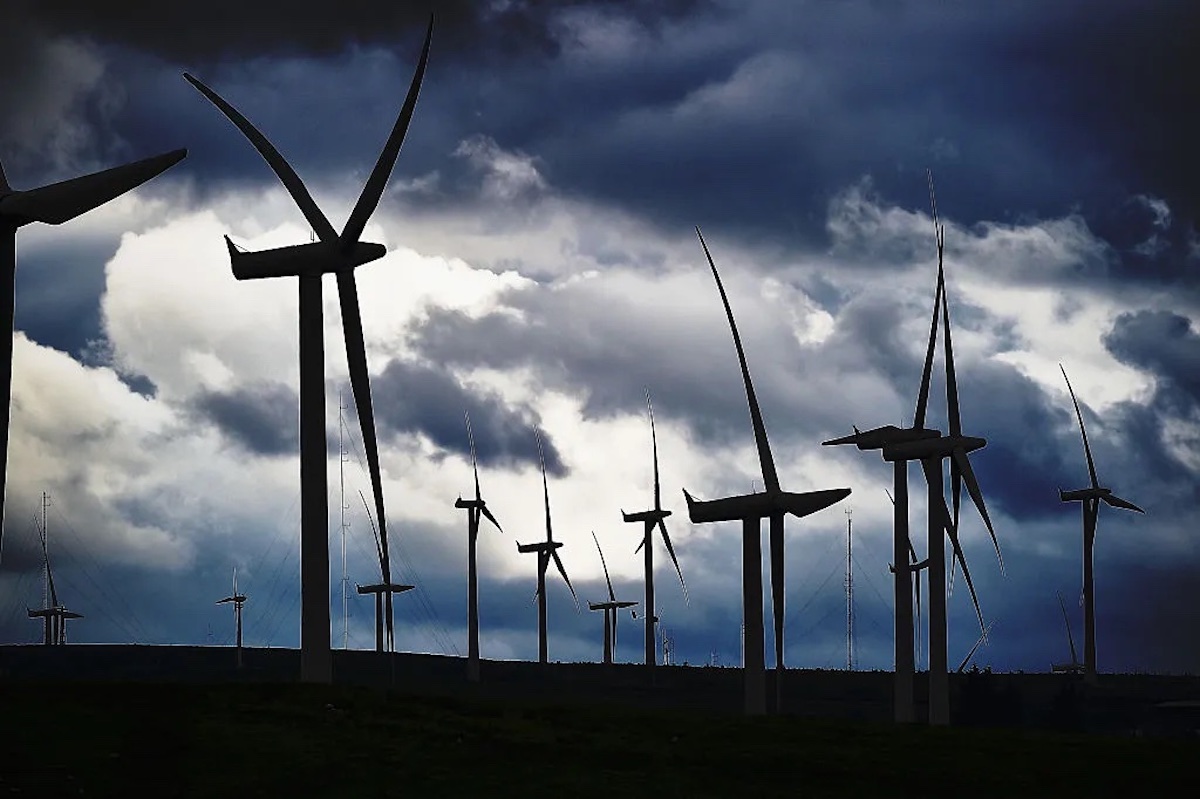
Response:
[[0, 680, 1194, 797]]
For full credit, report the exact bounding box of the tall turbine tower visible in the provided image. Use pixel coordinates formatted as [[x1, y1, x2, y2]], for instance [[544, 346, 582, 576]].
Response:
[[682, 227, 851, 716], [455, 411, 503, 681], [183, 17, 433, 682], [620, 389, 687, 675], [1, 147, 185, 536], [587, 532, 638, 664], [216, 567, 248, 668], [516, 430, 578, 664], [1058, 364, 1144, 683]]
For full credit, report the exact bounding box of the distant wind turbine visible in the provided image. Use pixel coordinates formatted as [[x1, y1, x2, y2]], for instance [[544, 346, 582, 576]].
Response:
[[588, 532, 638, 664], [621, 388, 687, 675], [183, 16, 434, 682], [1058, 364, 1144, 683], [1051, 591, 1084, 675], [216, 567, 248, 668], [516, 429, 578, 664], [455, 411, 503, 681]]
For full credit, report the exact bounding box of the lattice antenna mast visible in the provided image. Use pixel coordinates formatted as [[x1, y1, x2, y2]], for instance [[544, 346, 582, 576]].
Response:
[[845, 508, 855, 671], [339, 387, 350, 650], [41, 492, 51, 610]]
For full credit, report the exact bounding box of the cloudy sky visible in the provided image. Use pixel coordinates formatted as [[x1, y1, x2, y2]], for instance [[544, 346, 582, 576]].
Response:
[[1, 0, 1197, 674]]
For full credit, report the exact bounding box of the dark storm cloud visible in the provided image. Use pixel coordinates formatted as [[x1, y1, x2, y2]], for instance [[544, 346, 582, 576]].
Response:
[[1104, 310, 1200, 414], [14, 0, 711, 64], [368, 358, 567, 475], [191, 381, 299, 456]]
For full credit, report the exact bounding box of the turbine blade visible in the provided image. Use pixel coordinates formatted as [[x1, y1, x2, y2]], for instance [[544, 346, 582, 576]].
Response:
[[340, 15, 433, 248], [537, 429, 552, 542], [338, 271, 391, 596], [922, 458, 987, 637], [647, 387, 662, 511], [480, 505, 503, 533], [465, 410, 482, 503], [952, 447, 1004, 575], [885, 488, 895, 506], [940, 248, 961, 439], [633, 535, 645, 555], [695, 226, 779, 493], [1101, 493, 1145, 514], [1, 149, 186, 226], [907, 534, 919, 565], [1058, 591, 1079, 664], [359, 490, 385, 579], [182, 73, 337, 241], [957, 622, 993, 673], [913, 237, 943, 429], [659, 518, 689, 605], [551, 550, 578, 609], [1060, 364, 1100, 490], [593, 531, 616, 602]]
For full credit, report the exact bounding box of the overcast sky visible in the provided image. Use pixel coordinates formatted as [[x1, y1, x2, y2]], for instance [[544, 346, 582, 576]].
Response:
[[1, 0, 1197, 674]]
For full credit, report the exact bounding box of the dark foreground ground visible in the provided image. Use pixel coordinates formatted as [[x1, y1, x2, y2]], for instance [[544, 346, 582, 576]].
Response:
[[1, 679, 1197, 798]]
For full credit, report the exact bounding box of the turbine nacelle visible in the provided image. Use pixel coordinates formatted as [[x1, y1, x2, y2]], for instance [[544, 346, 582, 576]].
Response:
[[517, 541, 563, 554], [225, 237, 386, 281], [589, 600, 638, 611], [881, 434, 986, 462], [1059, 487, 1112, 502], [682, 486, 851, 525], [822, 425, 941, 450], [621, 508, 672, 524]]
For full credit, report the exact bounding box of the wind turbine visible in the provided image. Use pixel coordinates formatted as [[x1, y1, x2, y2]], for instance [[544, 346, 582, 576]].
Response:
[[27, 492, 81, 645], [355, 489, 413, 653], [516, 429, 578, 664], [588, 532, 638, 664], [878, 194, 1002, 727], [1058, 364, 1144, 683], [0, 147, 185, 536], [825, 172, 999, 724], [956, 620, 996, 673], [455, 410, 503, 681], [621, 388, 687, 674], [682, 227, 851, 716], [1051, 591, 1084, 675], [216, 567, 248, 668], [183, 16, 433, 682]]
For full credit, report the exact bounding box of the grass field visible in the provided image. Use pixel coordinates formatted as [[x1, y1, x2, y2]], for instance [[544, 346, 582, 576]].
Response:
[[0, 680, 1193, 797]]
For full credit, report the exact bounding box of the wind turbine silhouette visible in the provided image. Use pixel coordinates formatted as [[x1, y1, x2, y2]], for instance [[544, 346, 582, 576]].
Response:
[[1058, 364, 1144, 683], [355, 489, 413, 653], [1051, 591, 1084, 674], [682, 227, 851, 716], [183, 16, 433, 682], [0, 147, 185, 537], [824, 172, 999, 724], [878, 184, 1002, 726], [216, 567, 248, 668], [621, 388, 687, 674], [455, 410, 503, 681], [27, 496, 81, 645], [516, 429, 578, 664], [588, 532, 638, 664]]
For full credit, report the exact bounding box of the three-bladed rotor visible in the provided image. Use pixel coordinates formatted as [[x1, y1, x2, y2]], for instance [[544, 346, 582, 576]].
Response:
[[183, 16, 435, 651]]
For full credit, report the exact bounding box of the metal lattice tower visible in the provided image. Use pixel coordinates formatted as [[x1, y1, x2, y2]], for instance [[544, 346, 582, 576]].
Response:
[[846, 508, 855, 671]]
